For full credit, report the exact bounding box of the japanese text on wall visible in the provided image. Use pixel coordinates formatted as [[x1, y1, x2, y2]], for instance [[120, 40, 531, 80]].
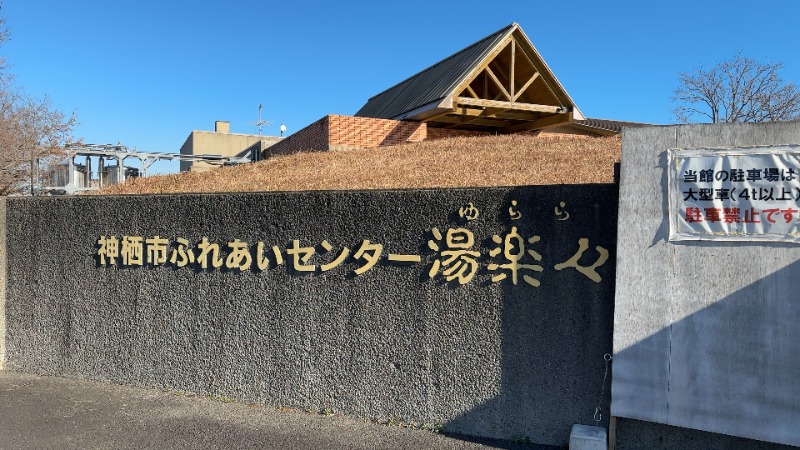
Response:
[[95, 201, 609, 287]]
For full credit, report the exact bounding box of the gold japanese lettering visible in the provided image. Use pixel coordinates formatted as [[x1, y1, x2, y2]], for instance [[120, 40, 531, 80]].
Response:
[[554, 238, 608, 283], [287, 240, 315, 272], [428, 227, 480, 285], [225, 239, 252, 271], [487, 227, 543, 286], [97, 235, 119, 265], [353, 240, 383, 275], [196, 237, 223, 269], [387, 254, 422, 263], [145, 236, 169, 265], [120, 236, 144, 266], [169, 238, 195, 268], [320, 240, 350, 272]]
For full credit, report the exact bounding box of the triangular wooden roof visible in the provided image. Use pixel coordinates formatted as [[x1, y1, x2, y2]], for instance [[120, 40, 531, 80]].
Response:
[[355, 23, 585, 133]]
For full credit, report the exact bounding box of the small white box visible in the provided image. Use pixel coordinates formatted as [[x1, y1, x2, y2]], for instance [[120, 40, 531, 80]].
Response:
[[569, 424, 607, 450]]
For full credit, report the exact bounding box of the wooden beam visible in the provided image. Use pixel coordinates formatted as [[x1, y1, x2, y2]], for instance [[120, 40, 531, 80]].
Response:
[[454, 107, 537, 121], [510, 35, 574, 109], [457, 118, 513, 127], [489, 58, 514, 94], [456, 97, 564, 114], [510, 40, 515, 99], [482, 107, 507, 117], [420, 108, 457, 123], [427, 115, 468, 124], [513, 72, 539, 102], [452, 106, 508, 118], [516, 39, 538, 74], [458, 118, 514, 128], [485, 67, 511, 101], [465, 85, 479, 99], [453, 35, 514, 103], [499, 112, 573, 133], [430, 114, 513, 126], [469, 37, 512, 82]]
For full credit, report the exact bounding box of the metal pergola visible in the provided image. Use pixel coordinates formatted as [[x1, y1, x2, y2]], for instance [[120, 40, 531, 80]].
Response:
[[43, 143, 253, 194]]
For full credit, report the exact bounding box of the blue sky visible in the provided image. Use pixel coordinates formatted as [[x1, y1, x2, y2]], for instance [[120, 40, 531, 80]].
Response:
[[3, 1, 800, 174]]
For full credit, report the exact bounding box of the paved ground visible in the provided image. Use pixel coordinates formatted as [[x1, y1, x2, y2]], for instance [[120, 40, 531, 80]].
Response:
[[0, 371, 552, 450]]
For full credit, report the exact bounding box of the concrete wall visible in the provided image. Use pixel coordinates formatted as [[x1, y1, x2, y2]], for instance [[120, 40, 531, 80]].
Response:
[[179, 130, 282, 172], [613, 121, 800, 448], [0, 197, 5, 370], [1, 185, 617, 447]]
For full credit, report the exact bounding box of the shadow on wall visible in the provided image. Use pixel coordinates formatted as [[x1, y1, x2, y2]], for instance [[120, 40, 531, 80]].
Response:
[[613, 257, 800, 449], [443, 186, 618, 447], [263, 116, 330, 157], [379, 122, 424, 147]]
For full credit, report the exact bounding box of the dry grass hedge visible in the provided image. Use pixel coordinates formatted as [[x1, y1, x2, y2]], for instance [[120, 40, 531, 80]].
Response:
[[95, 133, 621, 195]]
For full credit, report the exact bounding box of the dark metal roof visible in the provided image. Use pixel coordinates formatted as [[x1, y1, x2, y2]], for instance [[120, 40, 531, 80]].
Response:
[[543, 118, 653, 136], [575, 118, 652, 134], [355, 24, 514, 120]]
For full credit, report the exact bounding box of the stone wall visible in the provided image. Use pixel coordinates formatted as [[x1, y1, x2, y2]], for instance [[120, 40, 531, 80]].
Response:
[[1, 185, 617, 447], [0, 197, 6, 370]]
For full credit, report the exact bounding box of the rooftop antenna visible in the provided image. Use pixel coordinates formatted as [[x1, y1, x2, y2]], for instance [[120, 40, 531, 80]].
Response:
[[249, 103, 272, 135]]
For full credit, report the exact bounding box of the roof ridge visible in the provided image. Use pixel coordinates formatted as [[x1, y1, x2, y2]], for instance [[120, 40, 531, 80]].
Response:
[[364, 23, 516, 102]]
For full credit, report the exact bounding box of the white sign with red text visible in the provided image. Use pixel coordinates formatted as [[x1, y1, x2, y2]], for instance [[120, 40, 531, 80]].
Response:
[[668, 145, 800, 242]]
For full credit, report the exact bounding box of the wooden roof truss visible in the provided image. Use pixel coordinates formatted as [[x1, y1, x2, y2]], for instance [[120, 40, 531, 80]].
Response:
[[424, 27, 580, 133]]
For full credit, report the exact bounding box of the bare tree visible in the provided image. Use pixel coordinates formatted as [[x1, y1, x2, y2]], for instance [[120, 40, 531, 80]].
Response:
[[0, 17, 77, 195], [0, 93, 77, 195], [672, 53, 800, 124]]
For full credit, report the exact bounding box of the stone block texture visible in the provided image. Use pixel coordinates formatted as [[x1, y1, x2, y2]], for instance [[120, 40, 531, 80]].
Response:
[[2, 186, 617, 447]]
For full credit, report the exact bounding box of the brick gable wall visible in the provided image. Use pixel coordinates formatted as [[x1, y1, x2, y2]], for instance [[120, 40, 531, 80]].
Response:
[[265, 116, 330, 157], [264, 115, 489, 157]]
